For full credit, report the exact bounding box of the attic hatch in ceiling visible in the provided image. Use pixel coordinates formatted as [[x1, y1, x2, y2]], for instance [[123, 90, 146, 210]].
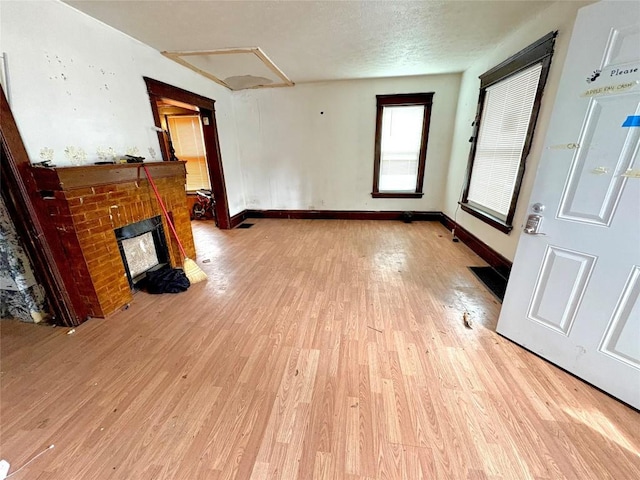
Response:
[[162, 47, 294, 91]]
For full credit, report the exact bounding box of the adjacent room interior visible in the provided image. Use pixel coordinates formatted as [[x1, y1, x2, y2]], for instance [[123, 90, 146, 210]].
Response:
[[1, 1, 639, 479]]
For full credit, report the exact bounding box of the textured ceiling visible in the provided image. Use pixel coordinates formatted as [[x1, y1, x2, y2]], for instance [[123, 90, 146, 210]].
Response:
[[65, 0, 555, 83]]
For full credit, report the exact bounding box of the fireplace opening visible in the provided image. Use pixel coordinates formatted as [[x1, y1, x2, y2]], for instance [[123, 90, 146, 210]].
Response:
[[115, 216, 170, 289]]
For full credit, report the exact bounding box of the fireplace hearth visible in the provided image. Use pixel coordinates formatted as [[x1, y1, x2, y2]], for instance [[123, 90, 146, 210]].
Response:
[[30, 162, 195, 320], [115, 215, 170, 288]]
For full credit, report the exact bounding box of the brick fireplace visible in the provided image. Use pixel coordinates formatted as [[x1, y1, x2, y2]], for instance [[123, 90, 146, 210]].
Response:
[[31, 162, 195, 319]]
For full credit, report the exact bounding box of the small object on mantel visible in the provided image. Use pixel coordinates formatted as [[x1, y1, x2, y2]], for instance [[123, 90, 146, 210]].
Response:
[[125, 155, 145, 163], [33, 160, 55, 168], [94, 160, 116, 165], [463, 312, 472, 329]]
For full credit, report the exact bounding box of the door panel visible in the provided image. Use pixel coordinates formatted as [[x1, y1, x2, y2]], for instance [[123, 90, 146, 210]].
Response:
[[528, 246, 596, 335], [600, 265, 640, 369], [498, 0, 640, 408], [558, 93, 640, 225], [603, 23, 640, 67]]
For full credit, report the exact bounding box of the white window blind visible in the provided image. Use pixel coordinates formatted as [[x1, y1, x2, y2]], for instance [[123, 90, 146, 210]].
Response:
[[167, 115, 211, 191], [379, 105, 424, 191], [467, 63, 543, 219]]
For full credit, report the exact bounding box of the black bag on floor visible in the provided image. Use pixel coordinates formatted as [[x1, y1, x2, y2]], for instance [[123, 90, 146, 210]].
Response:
[[142, 265, 190, 294]]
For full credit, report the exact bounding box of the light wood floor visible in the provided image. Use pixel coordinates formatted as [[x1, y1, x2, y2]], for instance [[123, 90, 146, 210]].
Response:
[[1, 219, 638, 479]]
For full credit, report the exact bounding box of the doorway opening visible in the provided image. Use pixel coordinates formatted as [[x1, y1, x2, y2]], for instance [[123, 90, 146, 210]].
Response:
[[144, 77, 231, 229]]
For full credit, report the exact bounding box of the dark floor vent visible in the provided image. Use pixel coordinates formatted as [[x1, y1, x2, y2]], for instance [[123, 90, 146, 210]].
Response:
[[237, 223, 255, 229], [469, 266, 507, 302]]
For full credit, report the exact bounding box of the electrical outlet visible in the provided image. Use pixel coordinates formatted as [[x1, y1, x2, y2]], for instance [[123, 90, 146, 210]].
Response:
[[0, 459, 10, 479]]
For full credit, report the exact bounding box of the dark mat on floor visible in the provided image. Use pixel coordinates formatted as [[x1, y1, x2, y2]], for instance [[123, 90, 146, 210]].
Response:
[[469, 266, 507, 302], [237, 223, 255, 229]]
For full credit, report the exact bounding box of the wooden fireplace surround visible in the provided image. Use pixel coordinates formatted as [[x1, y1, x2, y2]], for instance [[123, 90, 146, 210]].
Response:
[[30, 162, 195, 320]]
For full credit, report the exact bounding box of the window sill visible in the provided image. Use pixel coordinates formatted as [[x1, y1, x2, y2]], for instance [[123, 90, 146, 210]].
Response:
[[460, 203, 513, 234], [371, 192, 424, 199]]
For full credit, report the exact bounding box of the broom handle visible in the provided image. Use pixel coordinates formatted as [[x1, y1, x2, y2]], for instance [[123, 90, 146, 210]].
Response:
[[142, 164, 188, 259]]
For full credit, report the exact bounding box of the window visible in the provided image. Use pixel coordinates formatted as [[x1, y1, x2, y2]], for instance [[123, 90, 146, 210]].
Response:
[[372, 93, 433, 198], [166, 115, 211, 192], [461, 32, 556, 233]]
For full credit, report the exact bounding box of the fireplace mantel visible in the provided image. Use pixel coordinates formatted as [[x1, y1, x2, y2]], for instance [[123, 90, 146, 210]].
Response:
[[31, 161, 187, 191], [30, 161, 195, 320]]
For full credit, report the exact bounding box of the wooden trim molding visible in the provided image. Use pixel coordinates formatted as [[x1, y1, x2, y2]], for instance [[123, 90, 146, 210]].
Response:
[[240, 209, 442, 222], [479, 31, 557, 89], [200, 106, 231, 229], [0, 88, 82, 326], [461, 32, 557, 234], [375, 93, 435, 106], [30, 161, 187, 191], [144, 77, 217, 109], [371, 192, 424, 199], [161, 47, 294, 90], [144, 77, 232, 229], [251, 48, 295, 88], [372, 92, 434, 199], [460, 203, 513, 234], [230, 210, 250, 228], [440, 214, 512, 279]]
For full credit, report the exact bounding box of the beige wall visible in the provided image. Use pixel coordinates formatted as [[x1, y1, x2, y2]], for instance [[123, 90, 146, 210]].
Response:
[[443, 1, 593, 261], [2, 0, 597, 233], [0, 0, 246, 215], [233, 74, 461, 211]]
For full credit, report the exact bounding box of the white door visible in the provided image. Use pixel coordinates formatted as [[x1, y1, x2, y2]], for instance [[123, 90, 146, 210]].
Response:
[[498, 0, 640, 409]]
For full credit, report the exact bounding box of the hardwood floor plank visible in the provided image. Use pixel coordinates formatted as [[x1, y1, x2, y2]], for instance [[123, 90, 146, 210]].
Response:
[[312, 451, 331, 480], [357, 365, 378, 479], [1, 219, 637, 479]]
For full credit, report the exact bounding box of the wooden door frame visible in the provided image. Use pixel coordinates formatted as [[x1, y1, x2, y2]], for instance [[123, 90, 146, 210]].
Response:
[[0, 89, 81, 326], [143, 77, 231, 229]]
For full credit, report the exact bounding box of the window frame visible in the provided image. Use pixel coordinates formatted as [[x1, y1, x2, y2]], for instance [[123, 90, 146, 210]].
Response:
[[460, 31, 557, 233], [372, 92, 434, 198]]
